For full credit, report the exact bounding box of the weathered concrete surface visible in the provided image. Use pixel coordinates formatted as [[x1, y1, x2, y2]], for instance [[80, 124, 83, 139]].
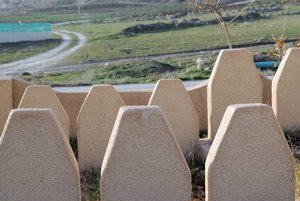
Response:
[[0, 109, 80, 201], [208, 49, 262, 140], [57, 92, 87, 137], [272, 48, 300, 130], [206, 104, 294, 201], [119, 91, 152, 105], [12, 78, 30, 108], [18, 85, 70, 138], [101, 106, 191, 201], [0, 78, 12, 134], [78, 85, 125, 171], [149, 79, 199, 156], [188, 80, 208, 131]]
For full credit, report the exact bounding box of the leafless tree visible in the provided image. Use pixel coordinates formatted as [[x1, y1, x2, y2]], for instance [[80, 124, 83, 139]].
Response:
[[193, 0, 256, 49]]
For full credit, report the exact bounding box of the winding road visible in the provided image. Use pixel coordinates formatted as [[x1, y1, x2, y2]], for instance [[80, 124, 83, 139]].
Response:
[[0, 28, 292, 76], [0, 30, 87, 76]]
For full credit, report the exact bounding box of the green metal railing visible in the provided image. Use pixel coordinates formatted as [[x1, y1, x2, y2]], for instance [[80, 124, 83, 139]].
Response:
[[0, 23, 51, 32]]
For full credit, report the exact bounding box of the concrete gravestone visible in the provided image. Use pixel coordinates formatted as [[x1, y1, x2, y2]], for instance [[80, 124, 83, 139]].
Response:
[[272, 48, 300, 130], [0, 109, 81, 201], [206, 104, 294, 201], [148, 79, 199, 156], [78, 85, 125, 171], [18, 85, 70, 138], [101, 106, 191, 201], [0, 78, 12, 135], [208, 49, 262, 140]]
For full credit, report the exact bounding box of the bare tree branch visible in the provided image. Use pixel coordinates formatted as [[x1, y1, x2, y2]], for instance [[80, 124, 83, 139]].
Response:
[[227, 0, 256, 25]]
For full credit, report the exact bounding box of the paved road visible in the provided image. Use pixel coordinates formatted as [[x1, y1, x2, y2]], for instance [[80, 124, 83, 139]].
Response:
[[0, 30, 87, 76]]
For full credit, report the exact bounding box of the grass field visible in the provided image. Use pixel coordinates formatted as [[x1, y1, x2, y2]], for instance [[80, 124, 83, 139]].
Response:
[[0, 2, 194, 23], [0, 38, 61, 64], [56, 13, 299, 65]]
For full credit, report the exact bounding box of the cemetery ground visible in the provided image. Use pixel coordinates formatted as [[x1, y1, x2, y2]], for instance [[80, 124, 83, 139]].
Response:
[[1, 2, 300, 200]]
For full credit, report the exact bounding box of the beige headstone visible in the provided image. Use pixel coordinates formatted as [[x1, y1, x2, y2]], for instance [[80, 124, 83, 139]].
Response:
[[18, 85, 70, 138], [208, 49, 262, 140], [272, 48, 300, 130], [0, 78, 12, 134], [148, 79, 199, 156], [0, 109, 81, 201], [78, 85, 125, 171], [101, 106, 191, 201], [206, 104, 294, 201]]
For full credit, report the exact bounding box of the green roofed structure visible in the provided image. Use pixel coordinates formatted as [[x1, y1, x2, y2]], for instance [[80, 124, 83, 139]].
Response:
[[0, 23, 51, 43]]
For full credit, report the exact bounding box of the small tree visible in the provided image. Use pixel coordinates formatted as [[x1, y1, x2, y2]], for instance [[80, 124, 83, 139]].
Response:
[[193, 0, 256, 49], [268, 0, 297, 66]]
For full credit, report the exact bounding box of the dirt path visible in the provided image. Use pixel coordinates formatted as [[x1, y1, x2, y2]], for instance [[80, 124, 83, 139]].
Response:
[[0, 30, 87, 76]]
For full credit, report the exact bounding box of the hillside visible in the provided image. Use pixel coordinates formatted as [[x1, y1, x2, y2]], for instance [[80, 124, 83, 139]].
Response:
[[0, 0, 178, 10]]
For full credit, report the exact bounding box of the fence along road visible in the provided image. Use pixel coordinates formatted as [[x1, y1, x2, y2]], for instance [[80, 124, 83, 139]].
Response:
[[0, 30, 87, 76]]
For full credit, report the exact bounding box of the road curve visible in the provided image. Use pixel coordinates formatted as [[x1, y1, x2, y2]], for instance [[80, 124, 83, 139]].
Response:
[[0, 30, 87, 76]]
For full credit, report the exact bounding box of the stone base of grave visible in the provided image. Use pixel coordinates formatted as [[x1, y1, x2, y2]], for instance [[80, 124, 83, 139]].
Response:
[[196, 139, 212, 161]]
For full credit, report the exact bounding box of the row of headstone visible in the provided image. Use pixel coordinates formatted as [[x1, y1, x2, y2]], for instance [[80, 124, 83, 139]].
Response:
[[98, 103, 294, 201], [0, 49, 299, 139], [0, 48, 297, 153], [0, 104, 294, 201], [77, 79, 199, 171], [0, 48, 298, 200], [0, 106, 193, 201]]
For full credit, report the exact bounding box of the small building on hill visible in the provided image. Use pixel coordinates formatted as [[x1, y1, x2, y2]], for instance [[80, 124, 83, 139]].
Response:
[[0, 23, 51, 43]]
